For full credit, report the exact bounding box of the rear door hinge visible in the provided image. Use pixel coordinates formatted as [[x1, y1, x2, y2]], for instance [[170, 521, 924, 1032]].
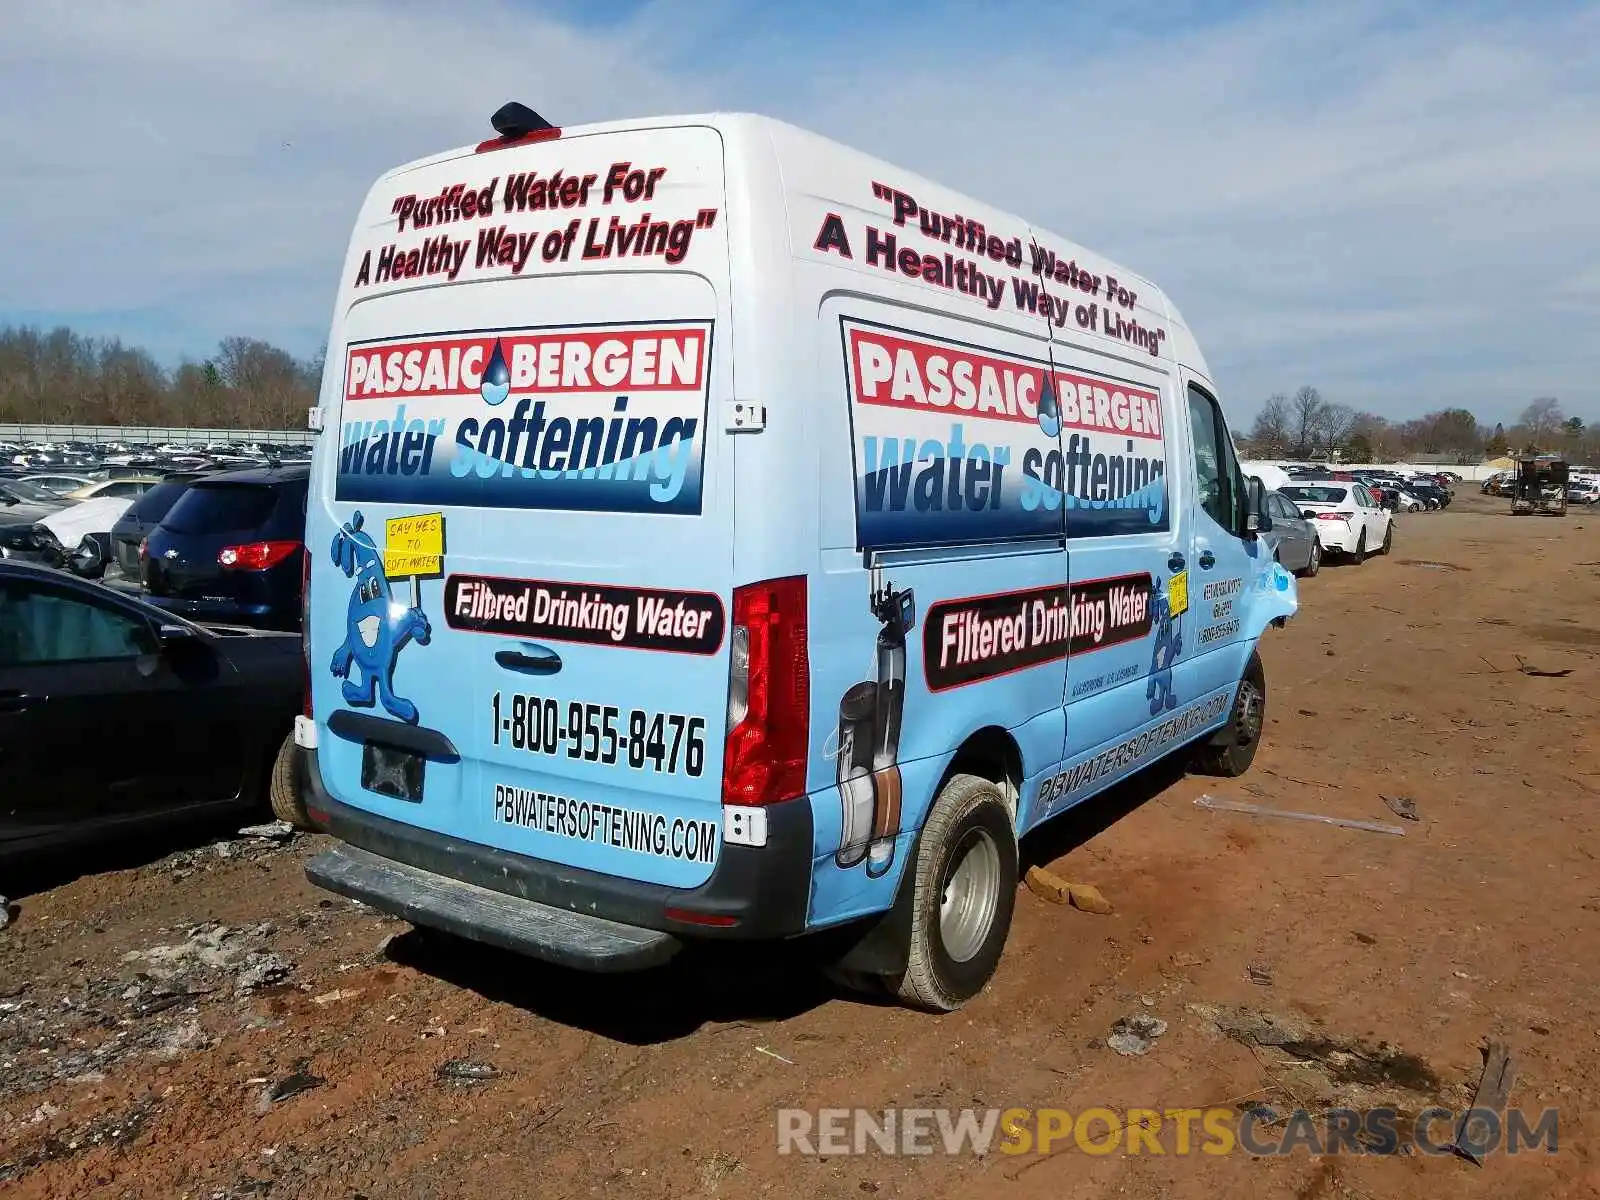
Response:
[[723, 400, 766, 433]]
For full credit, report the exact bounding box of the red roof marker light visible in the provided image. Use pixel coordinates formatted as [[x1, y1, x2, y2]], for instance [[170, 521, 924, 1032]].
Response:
[[475, 101, 562, 154]]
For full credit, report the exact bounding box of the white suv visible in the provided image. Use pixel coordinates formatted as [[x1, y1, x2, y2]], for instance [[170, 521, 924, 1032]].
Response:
[[1279, 482, 1393, 563]]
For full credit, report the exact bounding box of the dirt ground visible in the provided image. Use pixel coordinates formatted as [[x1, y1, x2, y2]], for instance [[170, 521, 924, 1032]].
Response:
[[4, 489, 1598, 1199]]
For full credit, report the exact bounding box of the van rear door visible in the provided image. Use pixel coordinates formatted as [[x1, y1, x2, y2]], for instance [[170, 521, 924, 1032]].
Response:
[[310, 125, 734, 890]]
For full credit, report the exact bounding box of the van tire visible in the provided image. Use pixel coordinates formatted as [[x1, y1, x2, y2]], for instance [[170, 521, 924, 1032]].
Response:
[[888, 774, 1017, 1013], [267, 733, 311, 829], [1191, 651, 1266, 778]]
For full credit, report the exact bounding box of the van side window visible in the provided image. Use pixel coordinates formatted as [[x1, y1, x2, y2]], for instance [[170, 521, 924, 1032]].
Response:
[[1187, 384, 1232, 530]]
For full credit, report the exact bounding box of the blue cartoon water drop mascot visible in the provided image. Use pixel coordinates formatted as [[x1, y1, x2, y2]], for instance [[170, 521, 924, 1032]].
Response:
[[1146, 575, 1182, 716], [328, 511, 431, 724]]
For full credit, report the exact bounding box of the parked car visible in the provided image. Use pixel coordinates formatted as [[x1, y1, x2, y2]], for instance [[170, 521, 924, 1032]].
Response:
[[63, 476, 161, 503], [1565, 478, 1600, 506], [1262, 490, 1321, 576], [140, 466, 308, 631], [1359, 477, 1425, 512], [1279, 482, 1393, 562], [1405, 479, 1451, 509], [34, 496, 137, 576], [19, 473, 99, 497], [0, 481, 69, 561], [110, 472, 215, 580], [0, 561, 307, 861], [1374, 481, 1418, 511]]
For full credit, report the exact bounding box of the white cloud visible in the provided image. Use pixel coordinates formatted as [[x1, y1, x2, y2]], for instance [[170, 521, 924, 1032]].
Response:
[[1, 0, 1596, 424]]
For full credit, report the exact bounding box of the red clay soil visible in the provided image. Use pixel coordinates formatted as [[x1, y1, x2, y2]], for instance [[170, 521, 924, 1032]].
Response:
[[2, 490, 1597, 1198]]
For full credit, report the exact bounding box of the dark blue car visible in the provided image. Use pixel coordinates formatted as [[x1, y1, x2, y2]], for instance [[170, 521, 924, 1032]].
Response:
[[140, 466, 308, 631]]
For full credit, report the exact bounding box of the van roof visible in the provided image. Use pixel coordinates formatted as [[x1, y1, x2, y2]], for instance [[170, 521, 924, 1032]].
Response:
[[376, 111, 1192, 352]]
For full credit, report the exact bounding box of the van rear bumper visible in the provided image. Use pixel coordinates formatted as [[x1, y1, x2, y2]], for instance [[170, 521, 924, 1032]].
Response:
[[297, 746, 815, 965], [306, 843, 680, 971]]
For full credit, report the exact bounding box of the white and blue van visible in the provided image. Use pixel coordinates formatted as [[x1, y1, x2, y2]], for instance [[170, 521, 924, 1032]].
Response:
[[297, 104, 1297, 1011]]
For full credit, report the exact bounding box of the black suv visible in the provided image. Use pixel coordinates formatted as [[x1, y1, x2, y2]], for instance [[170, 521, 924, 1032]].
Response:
[[140, 466, 308, 631], [109, 471, 215, 581]]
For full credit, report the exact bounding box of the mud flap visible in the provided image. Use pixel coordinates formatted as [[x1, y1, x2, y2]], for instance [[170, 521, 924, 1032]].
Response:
[[820, 838, 922, 977]]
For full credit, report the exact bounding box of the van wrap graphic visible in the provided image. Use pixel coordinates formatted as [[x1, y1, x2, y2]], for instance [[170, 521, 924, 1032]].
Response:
[[337, 321, 712, 514], [922, 571, 1154, 692], [1037, 691, 1230, 812], [329, 512, 433, 724], [842, 319, 1169, 550], [831, 573, 914, 877], [491, 784, 718, 865], [1146, 575, 1183, 715], [444, 574, 724, 655]]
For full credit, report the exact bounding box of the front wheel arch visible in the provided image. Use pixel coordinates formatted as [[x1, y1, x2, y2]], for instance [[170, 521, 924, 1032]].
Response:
[[1191, 650, 1267, 778]]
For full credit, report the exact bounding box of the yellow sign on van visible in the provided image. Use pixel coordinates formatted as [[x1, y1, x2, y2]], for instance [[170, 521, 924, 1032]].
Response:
[[384, 512, 445, 578], [1167, 569, 1189, 617]]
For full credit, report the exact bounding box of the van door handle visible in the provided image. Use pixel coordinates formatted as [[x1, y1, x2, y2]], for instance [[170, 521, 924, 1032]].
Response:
[[1168, 552, 1185, 572], [495, 646, 563, 676], [1199, 550, 1216, 569], [0, 690, 40, 714]]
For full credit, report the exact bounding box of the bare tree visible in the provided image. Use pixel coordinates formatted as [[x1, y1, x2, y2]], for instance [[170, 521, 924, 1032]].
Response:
[[1519, 397, 1565, 446], [1350, 412, 1396, 460], [1399, 408, 1481, 458], [1249, 393, 1292, 456], [1289, 386, 1324, 456], [0, 323, 317, 429], [1314, 402, 1357, 457]]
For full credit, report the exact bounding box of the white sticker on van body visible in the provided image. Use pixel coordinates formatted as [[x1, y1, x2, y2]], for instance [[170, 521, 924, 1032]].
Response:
[[840, 318, 1171, 551], [336, 321, 712, 514]]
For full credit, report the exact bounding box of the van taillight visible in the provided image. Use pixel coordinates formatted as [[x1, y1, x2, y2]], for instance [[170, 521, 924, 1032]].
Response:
[[300, 548, 312, 718], [722, 576, 809, 807]]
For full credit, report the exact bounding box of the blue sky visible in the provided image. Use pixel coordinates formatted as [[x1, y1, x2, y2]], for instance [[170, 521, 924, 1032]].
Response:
[[2, 0, 1596, 426]]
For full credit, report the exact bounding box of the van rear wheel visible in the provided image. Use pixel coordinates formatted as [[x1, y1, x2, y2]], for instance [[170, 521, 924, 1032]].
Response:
[[1191, 651, 1266, 778], [888, 774, 1017, 1012]]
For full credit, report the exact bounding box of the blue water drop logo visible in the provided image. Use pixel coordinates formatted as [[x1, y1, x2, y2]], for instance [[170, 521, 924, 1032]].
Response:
[[1036, 373, 1061, 438], [480, 339, 510, 407]]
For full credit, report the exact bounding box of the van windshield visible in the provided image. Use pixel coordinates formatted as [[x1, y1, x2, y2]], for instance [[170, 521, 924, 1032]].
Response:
[[1281, 486, 1347, 504]]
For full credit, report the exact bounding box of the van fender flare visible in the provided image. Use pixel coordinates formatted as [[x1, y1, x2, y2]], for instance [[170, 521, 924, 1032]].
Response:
[[823, 729, 1022, 978]]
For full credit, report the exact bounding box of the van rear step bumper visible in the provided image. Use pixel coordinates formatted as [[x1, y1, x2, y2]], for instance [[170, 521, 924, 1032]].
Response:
[[297, 740, 813, 940], [306, 844, 681, 972]]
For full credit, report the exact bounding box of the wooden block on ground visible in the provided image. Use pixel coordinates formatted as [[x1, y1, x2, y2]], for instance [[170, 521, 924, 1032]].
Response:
[[1024, 866, 1071, 905], [1023, 868, 1113, 914], [1068, 883, 1114, 915]]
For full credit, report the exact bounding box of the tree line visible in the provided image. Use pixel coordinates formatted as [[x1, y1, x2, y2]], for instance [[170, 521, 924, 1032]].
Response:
[[1244, 386, 1598, 464], [3, 323, 1594, 462], [0, 325, 323, 430]]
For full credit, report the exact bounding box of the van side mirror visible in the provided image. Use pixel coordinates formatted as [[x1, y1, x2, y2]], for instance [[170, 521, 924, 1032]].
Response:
[[1245, 477, 1271, 536]]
